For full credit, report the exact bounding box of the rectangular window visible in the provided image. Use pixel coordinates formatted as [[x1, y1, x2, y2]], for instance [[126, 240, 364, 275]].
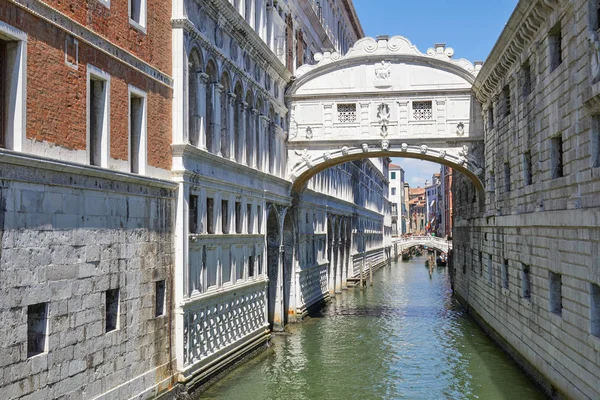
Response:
[[247, 204, 253, 234], [522, 264, 531, 299], [248, 254, 255, 278], [235, 201, 242, 234], [479, 251, 483, 276], [27, 303, 48, 357], [221, 200, 229, 234], [488, 104, 494, 129], [549, 24, 562, 72], [391, 187, 397, 196], [189, 195, 198, 233], [391, 171, 396, 180], [105, 288, 120, 332], [504, 162, 511, 192], [503, 85, 511, 116], [129, 87, 147, 174], [257, 206, 262, 234], [257, 254, 263, 275], [413, 101, 433, 120], [591, 283, 600, 337], [337, 103, 357, 123], [155, 280, 165, 317], [0, 23, 27, 151], [88, 66, 110, 167], [206, 198, 215, 234], [593, 115, 600, 168], [523, 151, 533, 186], [129, 0, 146, 29], [549, 272, 562, 316], [522, 63, 531, 97], [551, 135, 564, 178], [488, 171, 495, 192], [502, 259, 509, 289], [487, 254, 493, 283]]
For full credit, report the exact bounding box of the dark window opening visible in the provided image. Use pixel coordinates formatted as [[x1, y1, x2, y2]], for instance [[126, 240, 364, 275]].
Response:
[[27, 303, 48, 357], [522, 63, 532, 97], [207, 198, 215, 234], [189, 195, 198, 233], [522, 264, 531, 299], [247, 204, 253, 234], [504, 162, 511, 192], [502, 259, 509, 289], [523, 151, 533, 186], [235, 201, 242, 233], [551, 135, 564, 178], [222, 200, 229, 234], [155, 280, 166, 317], [503, 85, 511, 116], [105, 288, 120, 332], [549, 24, 562, 72], [549, 272, 562, 316]]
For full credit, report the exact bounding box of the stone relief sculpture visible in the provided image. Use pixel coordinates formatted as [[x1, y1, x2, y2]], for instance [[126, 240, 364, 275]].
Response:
[[362, 143, 369, 152], [294, 149, 313, 168], [381, 140, 389, 151], [377, 103, 390, 136], [420, 145, 428, 154], [401, 143, 408, 151], [374, 61, 392, 80], [456, 122, 465, 136], [305, 126, 313, 139]]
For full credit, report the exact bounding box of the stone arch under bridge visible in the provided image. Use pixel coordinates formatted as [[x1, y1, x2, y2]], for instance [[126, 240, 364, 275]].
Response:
[[286, 35, 486, 193]]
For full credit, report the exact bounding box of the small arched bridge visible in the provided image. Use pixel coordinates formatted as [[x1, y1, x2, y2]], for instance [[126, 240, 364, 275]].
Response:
[[393, 236, 452, 254]]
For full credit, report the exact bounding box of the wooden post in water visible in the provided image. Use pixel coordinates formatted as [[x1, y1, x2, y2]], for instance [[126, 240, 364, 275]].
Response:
[[360, 255, 365, 290], [369, 261, 373, 286]]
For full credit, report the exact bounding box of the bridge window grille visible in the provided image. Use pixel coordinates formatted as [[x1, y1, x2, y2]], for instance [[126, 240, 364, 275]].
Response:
[[412, 101, 433, 120], [551, 135, 564, 178], [523, 152, 533, 186], [502, 259, 509, 289], [337, 103, 356, 123], [521, 264, 531, 299], [591, 283, 600, 337], [593, 115, 600, 168], [549, 272, 562, 316], [27, 303, 48, 357]]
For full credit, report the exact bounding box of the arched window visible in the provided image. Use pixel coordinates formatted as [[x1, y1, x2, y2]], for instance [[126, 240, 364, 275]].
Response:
[[234, 82, 243, 162]]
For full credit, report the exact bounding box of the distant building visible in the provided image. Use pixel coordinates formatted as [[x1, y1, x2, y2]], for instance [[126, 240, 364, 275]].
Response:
[[388, 163, 405, 236], [424, 174, 441, 233], [409, 187, 426, 234], [439, 166, 453, 238]]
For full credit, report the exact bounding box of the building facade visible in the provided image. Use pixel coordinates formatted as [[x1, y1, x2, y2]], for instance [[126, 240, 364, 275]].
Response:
[[452, 1, 600, 398], [388, 163, 405, 236], [0, 0, 176, 398], [439, 165, 453, 238]]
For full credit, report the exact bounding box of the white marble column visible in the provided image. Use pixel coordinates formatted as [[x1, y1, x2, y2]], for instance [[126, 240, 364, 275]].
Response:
[[239, 102, 248, 164], [198, 73, 209, 150], [250, 108, 258, 168], [212, 83, 223, 155], [228, 92, 236, 161]]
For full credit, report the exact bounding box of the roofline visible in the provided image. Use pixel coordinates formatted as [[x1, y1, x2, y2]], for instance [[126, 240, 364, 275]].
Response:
[[341, 0, 365, 39]]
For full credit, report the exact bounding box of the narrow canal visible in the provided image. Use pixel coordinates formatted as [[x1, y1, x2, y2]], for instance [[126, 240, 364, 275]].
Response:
[[201, 256, 546, 399]]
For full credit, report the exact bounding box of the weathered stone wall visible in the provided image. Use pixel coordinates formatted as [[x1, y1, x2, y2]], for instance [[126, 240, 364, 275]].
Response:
[[455, 1, 600, 399], [0, 154, 176, 399]]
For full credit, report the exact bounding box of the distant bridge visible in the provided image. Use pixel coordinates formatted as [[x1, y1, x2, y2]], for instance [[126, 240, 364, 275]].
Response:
[[392, 236, 452, 254]]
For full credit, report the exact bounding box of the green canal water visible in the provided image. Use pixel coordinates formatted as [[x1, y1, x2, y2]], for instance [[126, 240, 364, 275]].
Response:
[[200, 256, 547, 400]]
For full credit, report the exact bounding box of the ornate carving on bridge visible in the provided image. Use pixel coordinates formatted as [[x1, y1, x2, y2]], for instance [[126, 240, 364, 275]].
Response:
[[377, 103, 390, 137]]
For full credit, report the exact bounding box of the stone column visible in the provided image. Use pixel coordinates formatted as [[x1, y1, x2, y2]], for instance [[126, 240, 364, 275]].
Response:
[[228, 92, 236, 161], [252, 109, 259, 169], [212, 83, 223, 155], [240, 101, 248, 165], [259, 115, 270, 171], [198, 73, 209, 150]]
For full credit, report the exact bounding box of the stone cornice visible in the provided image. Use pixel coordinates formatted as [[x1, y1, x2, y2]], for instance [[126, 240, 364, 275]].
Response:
[[472, 0, 560, 103], [172, 18, 288, 116], [0, 149, 177, 192], [341, 0, 365, 39]]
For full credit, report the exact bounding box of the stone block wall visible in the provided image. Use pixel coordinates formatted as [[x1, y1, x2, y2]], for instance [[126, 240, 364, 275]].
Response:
[[0, 154, 176, 399], [455, 1, 600, 399]]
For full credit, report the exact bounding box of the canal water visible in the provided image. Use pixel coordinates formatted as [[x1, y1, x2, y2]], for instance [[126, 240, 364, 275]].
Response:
[[201, 256, 546, 400]]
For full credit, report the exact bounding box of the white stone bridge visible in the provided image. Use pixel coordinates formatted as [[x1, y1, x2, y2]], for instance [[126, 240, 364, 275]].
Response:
[[393, 236, 452, 254]]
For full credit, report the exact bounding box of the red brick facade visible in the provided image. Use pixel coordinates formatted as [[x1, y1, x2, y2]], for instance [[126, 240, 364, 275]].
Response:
[[0, 0, 172, 170]]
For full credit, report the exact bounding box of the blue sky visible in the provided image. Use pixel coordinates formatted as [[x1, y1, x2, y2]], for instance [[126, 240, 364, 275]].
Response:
[[352, 0, 518, 187]]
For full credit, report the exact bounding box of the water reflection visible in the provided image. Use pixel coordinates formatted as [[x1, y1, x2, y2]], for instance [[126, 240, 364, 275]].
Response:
[[201, 257, 546, 400]]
